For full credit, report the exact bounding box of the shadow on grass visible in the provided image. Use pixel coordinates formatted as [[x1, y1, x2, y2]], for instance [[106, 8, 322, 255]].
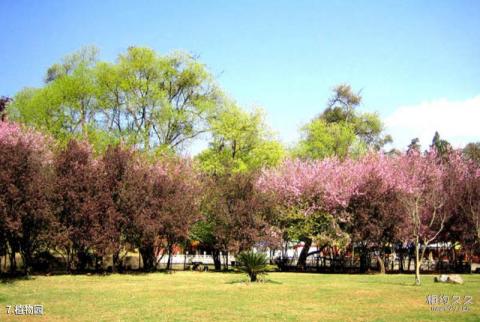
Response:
[[226, 278, 282, 285], [210, 270, 243, 274], [1, 275, 35, 284]]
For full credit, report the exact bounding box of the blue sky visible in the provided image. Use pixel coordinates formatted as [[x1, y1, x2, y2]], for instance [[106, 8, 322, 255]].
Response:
[[1, 0, 479, 152]]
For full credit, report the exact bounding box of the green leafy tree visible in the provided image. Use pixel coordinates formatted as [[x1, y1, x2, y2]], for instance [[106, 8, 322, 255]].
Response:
[[195, 104, 284, 270], [297, 84, 391, 159], [9, 46, 224, 152], [407, 138, 421, 153], [464, 142, 480, 164], [197, 103, 285, 174], [296, 119, 357, 159], [195, 172, 278, 271], [430, 131, 452, 158]]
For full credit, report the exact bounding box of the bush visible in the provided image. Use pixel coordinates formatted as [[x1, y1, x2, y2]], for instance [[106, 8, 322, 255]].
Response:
[[236, 251, 269, 282]]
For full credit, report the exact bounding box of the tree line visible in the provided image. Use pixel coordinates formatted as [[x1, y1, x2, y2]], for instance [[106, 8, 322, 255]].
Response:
[[1, 119, 479, 285], [1, 47, 479, 286]]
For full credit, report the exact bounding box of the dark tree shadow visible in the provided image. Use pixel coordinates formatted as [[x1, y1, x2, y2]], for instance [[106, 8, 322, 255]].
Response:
[[226, 277, 282, 285], [1, 275, 35, 284]]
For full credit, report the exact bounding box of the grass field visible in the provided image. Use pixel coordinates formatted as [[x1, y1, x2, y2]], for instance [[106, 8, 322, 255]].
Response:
[[1, 272, 479, 321]]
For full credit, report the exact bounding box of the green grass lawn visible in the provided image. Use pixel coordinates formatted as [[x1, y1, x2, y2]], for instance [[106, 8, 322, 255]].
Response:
[[0, 272, 479, 321]]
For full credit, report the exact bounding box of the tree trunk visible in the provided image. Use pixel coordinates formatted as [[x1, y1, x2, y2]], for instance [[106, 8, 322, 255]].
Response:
[[398, 247, 404, 273], [3, 253, 7, 273], [451, 246, 456, 271], [212, 249, 221, 271], [250, 273, 257, 282], [376, 254, 385, 274], [414, 237, 421, 285], [21, 251, 32, 276], [139, 244, 156, 272], [9, 250, 17, 275], [65, 248, 72, 273], [166, 244, 173, 271], [225, 252, 229, 271], [77, 249, 90, 272], [359, 246, 368, 273], [351, 242, 355, 268], [296, 238, 312, 271], [112, 251, 122, 273]]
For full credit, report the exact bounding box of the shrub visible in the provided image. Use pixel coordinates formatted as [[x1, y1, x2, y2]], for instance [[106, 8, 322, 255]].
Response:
[[236, 251, 269, 282]]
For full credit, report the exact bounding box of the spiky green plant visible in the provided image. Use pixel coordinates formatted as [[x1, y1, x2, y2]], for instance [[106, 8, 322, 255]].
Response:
[[236, 251, 269, 282]]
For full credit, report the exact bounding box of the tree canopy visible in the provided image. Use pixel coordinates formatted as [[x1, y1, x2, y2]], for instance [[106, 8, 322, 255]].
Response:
[[197, 104, 285, 175], [296, 84, 392, 159], [9, 46, 225, 152]]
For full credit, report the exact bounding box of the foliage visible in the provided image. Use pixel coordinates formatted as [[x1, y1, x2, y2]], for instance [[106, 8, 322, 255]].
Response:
[[198, 172, 279, 270], [430, 131, 452, 158], [347, 172, 406, 273], [296, 84, 391, 159], [1, 118, 479, 280], [257, 149, 477, 282], [149, 156, 203, 269], [9, 46, 224, 152], [97, 145, 136, 271], [236, 251, 269, 282], [394, 149, 449, 284], [464, 142, 480, 164], [197, 104, 285, 175], [0, 122, 53, 275], [116, 152, 202, 271], [52, 140, 111, 271], [443, 151, 480, 248], [296, 119, 357, 159]]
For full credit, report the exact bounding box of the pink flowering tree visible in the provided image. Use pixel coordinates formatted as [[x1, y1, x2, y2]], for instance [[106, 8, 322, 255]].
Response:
[[444, 151, 480, 250], [462, 164, 480, 246], [346, 153, 408, 273], [121, 154, 201, 271], [149, 156, 202, 270], [53, 139, 113, 272], [257, 157, 363, 269], [0, 122, 53, 275], [394, 149, 449, 285]]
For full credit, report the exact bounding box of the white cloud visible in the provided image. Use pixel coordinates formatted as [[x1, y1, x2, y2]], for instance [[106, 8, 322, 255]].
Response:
[[385, 96, 480, 150]]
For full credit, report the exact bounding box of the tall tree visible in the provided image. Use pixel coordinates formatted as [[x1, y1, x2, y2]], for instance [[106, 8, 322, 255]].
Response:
[[53, 140, 110, 271], [407, 138, 421, 153], [200, 172, 278, 270], [196, 104, 284, 269], [9, 46, 224, 152], [297, 84, 391, 159], [464, 142, 480, 164], [296, 119, 357, 159], [257, 157, 362, 269], [0, 122, 53, 275], [98, 145, 137, 272], [430, 131, 452, 159], [444, 152, 480, 248], [395, 149, 449, 285], [149, 156, 202, 270], [119, 154, 201, 271], [197, 104, 285, 175], [347, 157, 406, 273]]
